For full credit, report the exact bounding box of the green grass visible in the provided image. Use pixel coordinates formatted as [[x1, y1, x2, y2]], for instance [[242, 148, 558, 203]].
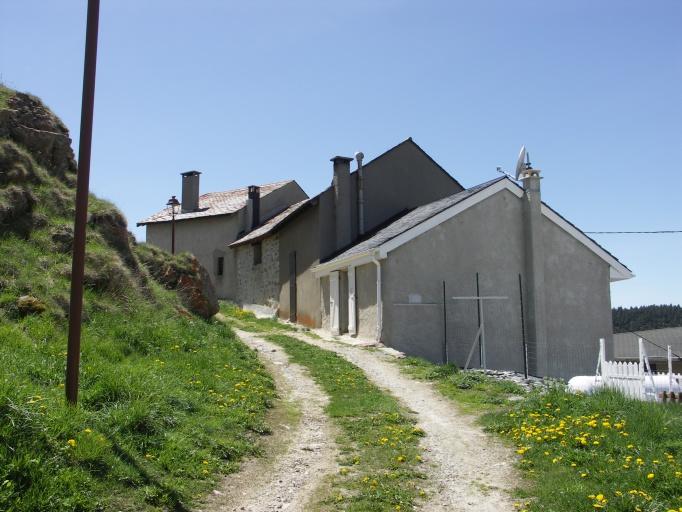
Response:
[[219, 302, 299, 334], [264, 334, 426, 511], [0, 293, 276, 511], [483, 387, 682, 512], [397, 357, 525, 413], [0, 83, 13, 109]]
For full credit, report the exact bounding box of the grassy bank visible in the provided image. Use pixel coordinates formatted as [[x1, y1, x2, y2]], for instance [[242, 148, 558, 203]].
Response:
[[393, 356, 682, 511], [264, 334, 426, 512], [0, 291, 275, 511]]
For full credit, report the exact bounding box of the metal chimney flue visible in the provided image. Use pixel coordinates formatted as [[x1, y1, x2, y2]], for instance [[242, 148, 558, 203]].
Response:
[[355, 151, 365, 236], [181, 170, 201, 213]]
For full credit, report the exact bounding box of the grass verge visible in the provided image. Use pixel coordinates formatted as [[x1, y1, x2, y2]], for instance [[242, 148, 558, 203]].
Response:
[[483, 387, 682, 512], [397, 356, 525, 413], [264, 334, 426, 511]]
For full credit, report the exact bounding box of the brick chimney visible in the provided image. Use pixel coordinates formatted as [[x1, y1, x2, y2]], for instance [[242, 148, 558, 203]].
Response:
[[246, 185, 260, 232], [180, 170, 201, 213], [331, 156, 353, 250]]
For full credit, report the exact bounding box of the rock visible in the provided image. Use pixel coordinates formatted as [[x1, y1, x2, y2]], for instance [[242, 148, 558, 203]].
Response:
[[136, 244, 219, 319], [16, 295, 46, 316], [176, 259, 219, 319], [50, 225, 74, 253], [0, 93, 77, 181]]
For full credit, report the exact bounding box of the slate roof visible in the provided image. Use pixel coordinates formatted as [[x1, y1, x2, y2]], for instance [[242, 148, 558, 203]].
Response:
[[613, 327, 682, 360], [229, 199, 311, 247], [324, 177, 505, 263], [137, 180, 294, 225]]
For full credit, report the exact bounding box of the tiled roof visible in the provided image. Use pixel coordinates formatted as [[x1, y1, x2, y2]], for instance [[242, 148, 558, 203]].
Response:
[[324, 177, 505, 263], [229, 199, 311, 247], [137, 180, 293, 225], [613, 327, 682, 360]]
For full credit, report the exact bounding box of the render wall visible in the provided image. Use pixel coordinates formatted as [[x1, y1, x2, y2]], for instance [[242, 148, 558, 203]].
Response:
[[277, 205, 321, 327], [361, 141, 463, 234], [381, 189, 613, 379], [146, 214, 238, 299], [235, 236, 280, 309], [382, 190, 526, 369], [542, 217, 612, 379]]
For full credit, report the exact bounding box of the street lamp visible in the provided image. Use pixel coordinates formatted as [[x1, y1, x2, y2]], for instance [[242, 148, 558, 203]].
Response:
[[166, 195, 180, 255]]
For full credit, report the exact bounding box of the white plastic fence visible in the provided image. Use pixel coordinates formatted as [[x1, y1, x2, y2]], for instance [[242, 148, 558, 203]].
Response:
[[596, 338, 682, 402]]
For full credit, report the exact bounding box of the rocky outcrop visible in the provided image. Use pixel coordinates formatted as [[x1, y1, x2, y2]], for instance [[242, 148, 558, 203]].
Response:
[[16, 295, 47, 316], [89, 209, 140, 272], [0, 93, 77, 181], [136, 244, 219, 319]]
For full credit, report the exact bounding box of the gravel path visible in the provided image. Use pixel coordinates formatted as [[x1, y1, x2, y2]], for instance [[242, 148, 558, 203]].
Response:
[[287, 331, 518, 512], [199, 329, 338, 512]]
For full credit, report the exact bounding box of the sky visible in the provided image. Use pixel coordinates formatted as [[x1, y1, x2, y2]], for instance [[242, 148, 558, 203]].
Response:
[[1, 0, 680, 308]]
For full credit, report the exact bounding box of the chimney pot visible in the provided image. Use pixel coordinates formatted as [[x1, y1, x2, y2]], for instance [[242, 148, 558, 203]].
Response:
[[247, 185, 261, 231], [180, 170, 201, 213]]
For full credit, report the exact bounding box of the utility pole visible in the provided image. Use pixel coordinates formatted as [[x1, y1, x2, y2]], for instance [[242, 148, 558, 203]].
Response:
[[66, 0, 100, 405]]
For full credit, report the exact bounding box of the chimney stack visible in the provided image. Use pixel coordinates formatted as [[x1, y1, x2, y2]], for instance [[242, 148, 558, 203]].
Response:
[[331, 156, 353, 250], [521, 165, 547, 377], [180, 170, 201, 213], [247, 185, 261, 232]]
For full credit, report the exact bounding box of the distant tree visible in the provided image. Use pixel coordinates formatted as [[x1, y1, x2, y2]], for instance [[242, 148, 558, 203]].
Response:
[[612, 304, 682, 333]]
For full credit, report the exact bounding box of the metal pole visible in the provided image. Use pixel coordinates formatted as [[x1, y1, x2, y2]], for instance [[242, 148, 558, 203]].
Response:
[[66, 0, 100, 406], [442, 281, 448, 364], [171, 209, 176, 254], [518, 273, 528, 379], [476, 272, 482, 366]]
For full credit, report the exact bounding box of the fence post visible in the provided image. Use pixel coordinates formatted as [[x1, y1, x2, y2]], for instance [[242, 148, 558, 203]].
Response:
[[597, 338, 606, 384], [668, 345, 673, 395]]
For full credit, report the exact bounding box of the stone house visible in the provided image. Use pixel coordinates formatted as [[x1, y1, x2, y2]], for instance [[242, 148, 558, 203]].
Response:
[[230, 138, 633, 379], [137, 172, 307, 299]]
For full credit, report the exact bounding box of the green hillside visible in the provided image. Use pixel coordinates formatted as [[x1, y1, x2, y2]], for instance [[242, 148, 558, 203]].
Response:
[[0, 85, 274, 511]]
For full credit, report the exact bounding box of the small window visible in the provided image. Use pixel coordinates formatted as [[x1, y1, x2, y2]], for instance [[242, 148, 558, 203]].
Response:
[[217, 256, 224, 276], [253, 242, 262, 265]]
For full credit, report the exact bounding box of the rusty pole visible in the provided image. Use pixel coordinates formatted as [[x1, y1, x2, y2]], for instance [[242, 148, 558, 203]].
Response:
[[66, 0, 100, 405]]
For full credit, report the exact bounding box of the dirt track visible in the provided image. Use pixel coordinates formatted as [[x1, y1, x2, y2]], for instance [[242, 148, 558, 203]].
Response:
[[199, 329, 338, 512], [286, 331, 518, 512]]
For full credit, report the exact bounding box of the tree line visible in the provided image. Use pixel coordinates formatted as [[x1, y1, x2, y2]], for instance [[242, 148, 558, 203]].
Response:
[[612, 304, 682, 334]]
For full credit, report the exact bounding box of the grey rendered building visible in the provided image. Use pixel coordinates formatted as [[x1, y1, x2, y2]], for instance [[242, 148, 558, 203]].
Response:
[[230, 138, 633, 379], [137, 172, 307, 299]]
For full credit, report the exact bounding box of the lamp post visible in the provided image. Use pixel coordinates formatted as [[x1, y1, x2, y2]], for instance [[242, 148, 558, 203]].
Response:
[[167, 195, 180, 254]]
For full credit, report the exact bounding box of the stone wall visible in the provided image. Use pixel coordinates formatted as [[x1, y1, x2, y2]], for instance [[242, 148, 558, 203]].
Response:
[[235, 236, 280, 310]]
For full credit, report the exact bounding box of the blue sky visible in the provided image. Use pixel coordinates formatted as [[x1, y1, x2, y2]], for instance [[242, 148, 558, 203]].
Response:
[[1, 0, 680, 307]]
